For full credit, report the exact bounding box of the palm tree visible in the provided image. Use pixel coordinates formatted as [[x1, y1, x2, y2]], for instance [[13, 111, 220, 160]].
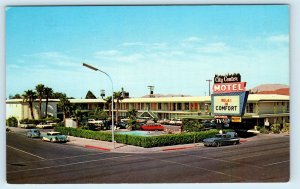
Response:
[[58, 94, 71, 123], [127, 108, 138, 130], [72, 108, 82, 127], [105, 96, 112, 117], [22, 90, 37, 119], [44, 87, 53, 118], [114, 91, 124, 124], [35, 84, 45, 119]]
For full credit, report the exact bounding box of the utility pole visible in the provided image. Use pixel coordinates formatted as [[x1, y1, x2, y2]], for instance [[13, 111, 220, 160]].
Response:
[[206, 79, 212, 96]]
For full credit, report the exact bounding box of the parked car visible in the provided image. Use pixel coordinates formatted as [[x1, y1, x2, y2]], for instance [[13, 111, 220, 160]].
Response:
[[26, 129, 41, 138], [88, 119, 103, 125], [202, 120, 218, 129], [140, 124, 164, 131], [36, 123, 53, 129], [169, 119, 182, 126], [41, 132, 68, 143], [203, 132, 240, 147], [117, 122, 127, 129], [19, 123, 36, 129]]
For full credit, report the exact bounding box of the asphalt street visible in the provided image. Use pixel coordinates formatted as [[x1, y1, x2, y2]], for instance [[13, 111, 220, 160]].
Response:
[[6, 129, 289, 183]]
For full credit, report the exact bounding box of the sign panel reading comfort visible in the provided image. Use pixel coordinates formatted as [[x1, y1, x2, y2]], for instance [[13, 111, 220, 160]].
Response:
[[213, 95, 240, 114], [211, 92, 249, 116]]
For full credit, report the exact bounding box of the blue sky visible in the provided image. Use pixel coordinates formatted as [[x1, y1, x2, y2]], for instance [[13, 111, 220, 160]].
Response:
[[6, 5, 289, 98]]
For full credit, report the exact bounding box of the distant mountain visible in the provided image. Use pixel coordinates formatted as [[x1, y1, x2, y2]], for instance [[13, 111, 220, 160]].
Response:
[[141, 94, 192, 98], [250, 84, 289, 95]]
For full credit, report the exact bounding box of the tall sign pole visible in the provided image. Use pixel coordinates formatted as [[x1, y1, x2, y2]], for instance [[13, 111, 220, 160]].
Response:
[[206, 79, 212, 96]]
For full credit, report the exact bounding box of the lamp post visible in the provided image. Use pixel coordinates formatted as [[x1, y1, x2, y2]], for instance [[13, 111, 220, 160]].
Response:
[[206, 79, 212, 96], [83, 63, 115, 149]]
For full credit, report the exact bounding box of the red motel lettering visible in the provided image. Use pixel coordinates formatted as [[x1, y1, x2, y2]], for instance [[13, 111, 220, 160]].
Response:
[[213, 82, 246, 93]]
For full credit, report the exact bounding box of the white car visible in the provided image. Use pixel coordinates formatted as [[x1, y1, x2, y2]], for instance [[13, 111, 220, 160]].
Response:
[[88, 119, 103, 125], [41, 132, 69, 143], [36, 123, 53, 129], [19, 124, 36, 129]]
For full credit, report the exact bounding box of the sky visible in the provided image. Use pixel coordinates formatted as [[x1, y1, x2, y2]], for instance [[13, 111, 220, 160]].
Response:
[[5, 5, 289, 98]]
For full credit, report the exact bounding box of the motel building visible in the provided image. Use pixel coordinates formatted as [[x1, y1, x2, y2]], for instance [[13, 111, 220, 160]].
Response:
[[6, 94, 289, 130]]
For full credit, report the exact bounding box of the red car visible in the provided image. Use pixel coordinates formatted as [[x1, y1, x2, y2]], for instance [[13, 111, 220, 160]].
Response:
[[140, 124, 164, 131]]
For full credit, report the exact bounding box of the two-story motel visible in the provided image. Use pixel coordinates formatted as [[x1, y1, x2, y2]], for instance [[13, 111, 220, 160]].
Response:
[[6, 94, 289, 129]]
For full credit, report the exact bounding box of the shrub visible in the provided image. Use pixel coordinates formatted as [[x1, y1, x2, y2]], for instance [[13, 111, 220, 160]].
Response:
[[271, 123, 281, 134], [259, 126, 270, 134], [6, 117, 18, 127], [54, 127, 221, 148], [282, 123, 290, 133], [19, 118, 61, 125], [182, 119, 204, 132]]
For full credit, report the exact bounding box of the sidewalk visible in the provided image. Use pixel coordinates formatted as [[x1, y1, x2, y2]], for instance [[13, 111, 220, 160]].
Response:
[[67, 136, 203, 153]]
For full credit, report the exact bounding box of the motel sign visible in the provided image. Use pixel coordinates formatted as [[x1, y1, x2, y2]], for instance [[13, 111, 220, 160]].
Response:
[[211, 73, 249, 123]]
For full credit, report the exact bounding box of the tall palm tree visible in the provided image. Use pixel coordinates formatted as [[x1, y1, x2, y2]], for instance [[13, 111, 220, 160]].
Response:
[[44, 87, 53, 118], [35, 84, 45, 119], [72, 108, 82, 128], [22, 90, 37, 120], [105, 96, 112, 118], [114, 91, 124, 124], [58, 94, 71, 123]]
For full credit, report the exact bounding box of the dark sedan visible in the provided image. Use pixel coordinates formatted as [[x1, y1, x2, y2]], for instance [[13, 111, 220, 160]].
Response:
[[203, 132, 240, 147]]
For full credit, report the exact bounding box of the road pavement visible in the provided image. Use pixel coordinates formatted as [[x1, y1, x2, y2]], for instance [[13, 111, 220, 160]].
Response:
[[6, 127, 289, 183]]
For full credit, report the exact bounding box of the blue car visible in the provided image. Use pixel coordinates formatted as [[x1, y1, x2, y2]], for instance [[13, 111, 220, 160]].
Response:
[[203, 132, 240, 147], [26, 129, 41, 138]]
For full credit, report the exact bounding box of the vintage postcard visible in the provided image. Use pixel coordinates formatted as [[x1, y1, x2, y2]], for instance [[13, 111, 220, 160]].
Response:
[[5, 5, 289, 184]]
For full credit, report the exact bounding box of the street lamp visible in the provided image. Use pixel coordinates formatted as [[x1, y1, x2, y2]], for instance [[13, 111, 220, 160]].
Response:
[[82, 63, 115, 148]]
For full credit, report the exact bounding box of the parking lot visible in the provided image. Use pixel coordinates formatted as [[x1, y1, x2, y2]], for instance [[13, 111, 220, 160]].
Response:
[[6, 128, 289, 183]]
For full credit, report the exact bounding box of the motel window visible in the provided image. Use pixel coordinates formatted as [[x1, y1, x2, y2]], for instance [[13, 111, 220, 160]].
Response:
[[177, 103, 182, 111], [141, 103, 144, 110], [247, 103, 254, 113], [158, 103, 162, 110], [184, 103, 189, 111], [287, 102, 289, 112]]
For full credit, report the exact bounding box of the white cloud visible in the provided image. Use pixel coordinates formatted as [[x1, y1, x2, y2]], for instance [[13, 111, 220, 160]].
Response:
[[197, 42, 229, 53], [183, 36, 202, 43], [94, 50, 144, 63], [95, 50, 120, 57], [121, 42, 145, 47], [181, 36, 203, 48], [267, 34, 289, 43]]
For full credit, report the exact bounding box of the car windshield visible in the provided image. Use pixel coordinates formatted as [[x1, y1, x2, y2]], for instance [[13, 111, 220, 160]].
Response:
[[51, 133, 61, 136], [215, 134, 226, 138], [33, 130, 39, 133]]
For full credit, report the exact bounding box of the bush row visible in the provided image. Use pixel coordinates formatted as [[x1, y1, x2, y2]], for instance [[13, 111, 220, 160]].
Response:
[[182, 119, 204, 132], [256, 122, 290, 134], [6, 117, 18, 127], [54, 127, 221, 148], [19, 117, 60, 125]]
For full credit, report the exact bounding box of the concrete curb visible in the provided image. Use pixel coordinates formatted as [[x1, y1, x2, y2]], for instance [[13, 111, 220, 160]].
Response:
[[85, 145, 111, 151], [162, 146, 194, 151]]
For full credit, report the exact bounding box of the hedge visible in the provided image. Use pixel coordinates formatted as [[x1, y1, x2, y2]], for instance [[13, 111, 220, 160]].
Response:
[[6, 116, 18, 127], [54, 127, 222, 148]]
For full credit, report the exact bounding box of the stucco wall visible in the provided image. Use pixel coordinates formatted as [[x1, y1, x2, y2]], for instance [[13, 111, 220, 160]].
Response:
[[6, 101, 58, 120]]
